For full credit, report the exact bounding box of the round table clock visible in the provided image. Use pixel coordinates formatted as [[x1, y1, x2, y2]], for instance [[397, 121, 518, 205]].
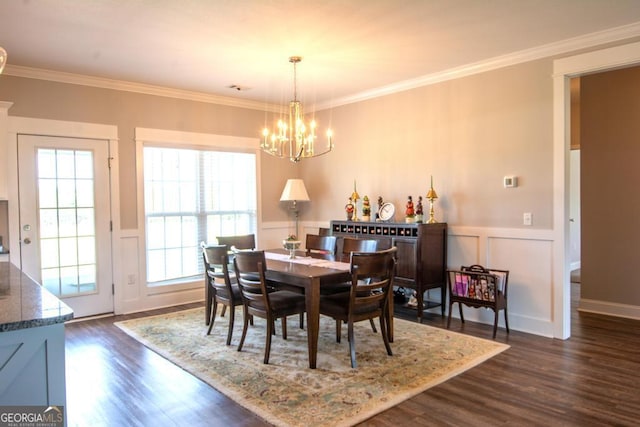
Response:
[[378, 202, 395, 222]]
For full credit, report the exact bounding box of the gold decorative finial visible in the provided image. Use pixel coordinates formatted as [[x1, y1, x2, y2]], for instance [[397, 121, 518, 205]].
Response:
[[427, 175, 438, 224]]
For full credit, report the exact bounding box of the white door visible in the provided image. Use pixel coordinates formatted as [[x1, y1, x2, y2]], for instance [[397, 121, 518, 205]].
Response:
[[18, 134, 114, 317]]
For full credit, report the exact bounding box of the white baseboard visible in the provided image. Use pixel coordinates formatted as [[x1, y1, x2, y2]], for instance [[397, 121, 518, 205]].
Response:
[[578, 298, 640, 320]]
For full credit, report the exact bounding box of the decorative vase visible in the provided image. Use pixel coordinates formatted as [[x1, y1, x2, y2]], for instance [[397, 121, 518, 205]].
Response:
[[283, 240, 301, 259]]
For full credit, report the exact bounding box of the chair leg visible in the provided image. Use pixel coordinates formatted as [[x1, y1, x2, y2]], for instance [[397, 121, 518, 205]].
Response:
[[226, 304, 235, 345], [299, 312, 304, 329], [335, 320, 341, 343], [493, 309, 499, 339], [348, 321, 357, 369], [264, 316, 273, 364], [205, 286, 213, 326], [281, 316, 288, 340], [447, 302, 453, 329], [237, 306, 249, 352], [369, 318, 377, 333], [458, 303, 465, 323], [380, 315, 393, 356], [206, 300, 218, 335], [221, 305, 227, 317], [504, 307, 510, 333]]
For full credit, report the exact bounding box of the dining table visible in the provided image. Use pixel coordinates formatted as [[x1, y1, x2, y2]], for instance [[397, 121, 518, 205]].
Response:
[[263, 249, 352, 369]]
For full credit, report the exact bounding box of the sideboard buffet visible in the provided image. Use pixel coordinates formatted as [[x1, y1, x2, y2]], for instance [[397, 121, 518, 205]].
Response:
[[329, 220, 447, 322]]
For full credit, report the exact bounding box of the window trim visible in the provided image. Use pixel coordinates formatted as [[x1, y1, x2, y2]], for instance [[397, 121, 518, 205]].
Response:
[[135, 127, 260, 294]]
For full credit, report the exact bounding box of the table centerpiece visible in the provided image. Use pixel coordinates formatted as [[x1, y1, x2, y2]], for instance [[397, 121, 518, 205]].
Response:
[[283, 235, 301, 259]]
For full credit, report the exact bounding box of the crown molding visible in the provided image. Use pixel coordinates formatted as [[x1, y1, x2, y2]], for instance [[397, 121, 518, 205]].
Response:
[[3, 64, 281, 112], [319, 21, 640, 110], [4, 22, 640, 112]]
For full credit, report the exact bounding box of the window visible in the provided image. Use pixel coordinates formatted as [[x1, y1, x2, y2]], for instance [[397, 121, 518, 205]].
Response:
[[143, 146, 256, 285]]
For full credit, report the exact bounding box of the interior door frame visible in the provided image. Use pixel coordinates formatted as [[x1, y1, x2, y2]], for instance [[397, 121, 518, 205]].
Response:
[[553, 41, 640, 339], [7, 117, 122, 314]]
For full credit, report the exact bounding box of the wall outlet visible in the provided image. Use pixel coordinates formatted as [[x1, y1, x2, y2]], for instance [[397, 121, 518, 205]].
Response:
[[523, 212, 533, 226]]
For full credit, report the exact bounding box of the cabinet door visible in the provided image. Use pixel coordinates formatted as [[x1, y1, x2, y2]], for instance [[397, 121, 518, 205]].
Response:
[[393, 238, 416, 281], [418, 224, 447, 284]]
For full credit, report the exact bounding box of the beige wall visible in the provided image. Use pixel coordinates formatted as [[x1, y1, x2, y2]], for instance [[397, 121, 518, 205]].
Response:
[[581, 66, 640, 307], [307, 59, 554, 228]]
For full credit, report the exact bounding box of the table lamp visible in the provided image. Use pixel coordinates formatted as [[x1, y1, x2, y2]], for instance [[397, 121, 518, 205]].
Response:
[[280, 179, 310, 238]]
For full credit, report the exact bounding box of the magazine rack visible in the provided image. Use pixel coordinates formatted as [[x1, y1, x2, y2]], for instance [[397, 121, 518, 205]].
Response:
[[446, 264, 509, 338]]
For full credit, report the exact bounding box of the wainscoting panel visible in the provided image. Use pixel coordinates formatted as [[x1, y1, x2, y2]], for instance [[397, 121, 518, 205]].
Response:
[[447, 226, 556, 337], [120, 234, 141, 304], [117, 229, 202, 314]]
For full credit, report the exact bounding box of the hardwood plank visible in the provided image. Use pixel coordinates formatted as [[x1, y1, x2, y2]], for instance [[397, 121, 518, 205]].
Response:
[[64, 283, 640, 426]]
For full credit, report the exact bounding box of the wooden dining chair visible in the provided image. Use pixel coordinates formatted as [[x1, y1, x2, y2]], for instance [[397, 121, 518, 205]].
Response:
[[233, 250, 306, 364], [305, 234, 337, 255], [321, 237, 379, 296], [319, 247, 397, 368], [202, 244, 250, 345], [216, 234, 256, 251]]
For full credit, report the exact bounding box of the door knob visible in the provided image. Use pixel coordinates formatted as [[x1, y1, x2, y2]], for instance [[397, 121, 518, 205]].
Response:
[[23, 238, 31, 245]]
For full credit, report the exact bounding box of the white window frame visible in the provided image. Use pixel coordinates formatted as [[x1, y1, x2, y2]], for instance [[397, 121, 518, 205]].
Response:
[[135, 128, 260, 294]]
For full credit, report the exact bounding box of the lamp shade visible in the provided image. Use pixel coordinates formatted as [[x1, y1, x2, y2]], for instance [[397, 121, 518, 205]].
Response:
[[280, 179, 310, 202]]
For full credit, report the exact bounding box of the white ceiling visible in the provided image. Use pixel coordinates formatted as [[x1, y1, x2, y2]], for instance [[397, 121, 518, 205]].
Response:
[[2, 0, 640, 109]]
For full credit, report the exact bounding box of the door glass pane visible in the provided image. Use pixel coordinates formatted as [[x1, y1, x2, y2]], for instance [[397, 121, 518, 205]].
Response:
[[37, 148, 97, 297]]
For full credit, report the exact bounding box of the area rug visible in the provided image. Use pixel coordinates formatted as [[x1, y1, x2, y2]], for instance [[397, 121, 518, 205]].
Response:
[[115, 308, 509, 427]]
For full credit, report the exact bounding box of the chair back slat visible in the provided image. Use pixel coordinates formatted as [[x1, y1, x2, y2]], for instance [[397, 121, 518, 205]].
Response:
[[217, 234, 256, 250], [306, 234, 337, 255], [342, 237, 378, 255]]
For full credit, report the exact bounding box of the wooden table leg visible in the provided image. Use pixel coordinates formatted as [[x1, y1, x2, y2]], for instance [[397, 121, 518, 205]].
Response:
[[305, 278, 321, 369]]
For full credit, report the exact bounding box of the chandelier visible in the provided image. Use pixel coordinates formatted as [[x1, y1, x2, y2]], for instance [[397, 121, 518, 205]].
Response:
[[0, 47, 7, 74], [261, 56, 333, 163]]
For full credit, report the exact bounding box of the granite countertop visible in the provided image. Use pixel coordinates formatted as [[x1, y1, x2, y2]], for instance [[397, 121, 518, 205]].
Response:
[[0, 262, 74, 332]]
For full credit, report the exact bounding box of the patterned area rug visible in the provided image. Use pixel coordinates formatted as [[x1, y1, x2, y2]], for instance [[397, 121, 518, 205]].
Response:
[[115, 308, 509, 427]]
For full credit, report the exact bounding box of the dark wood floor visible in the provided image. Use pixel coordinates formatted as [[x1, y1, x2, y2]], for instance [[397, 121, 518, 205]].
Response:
[[64, 282, 640, 426]]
